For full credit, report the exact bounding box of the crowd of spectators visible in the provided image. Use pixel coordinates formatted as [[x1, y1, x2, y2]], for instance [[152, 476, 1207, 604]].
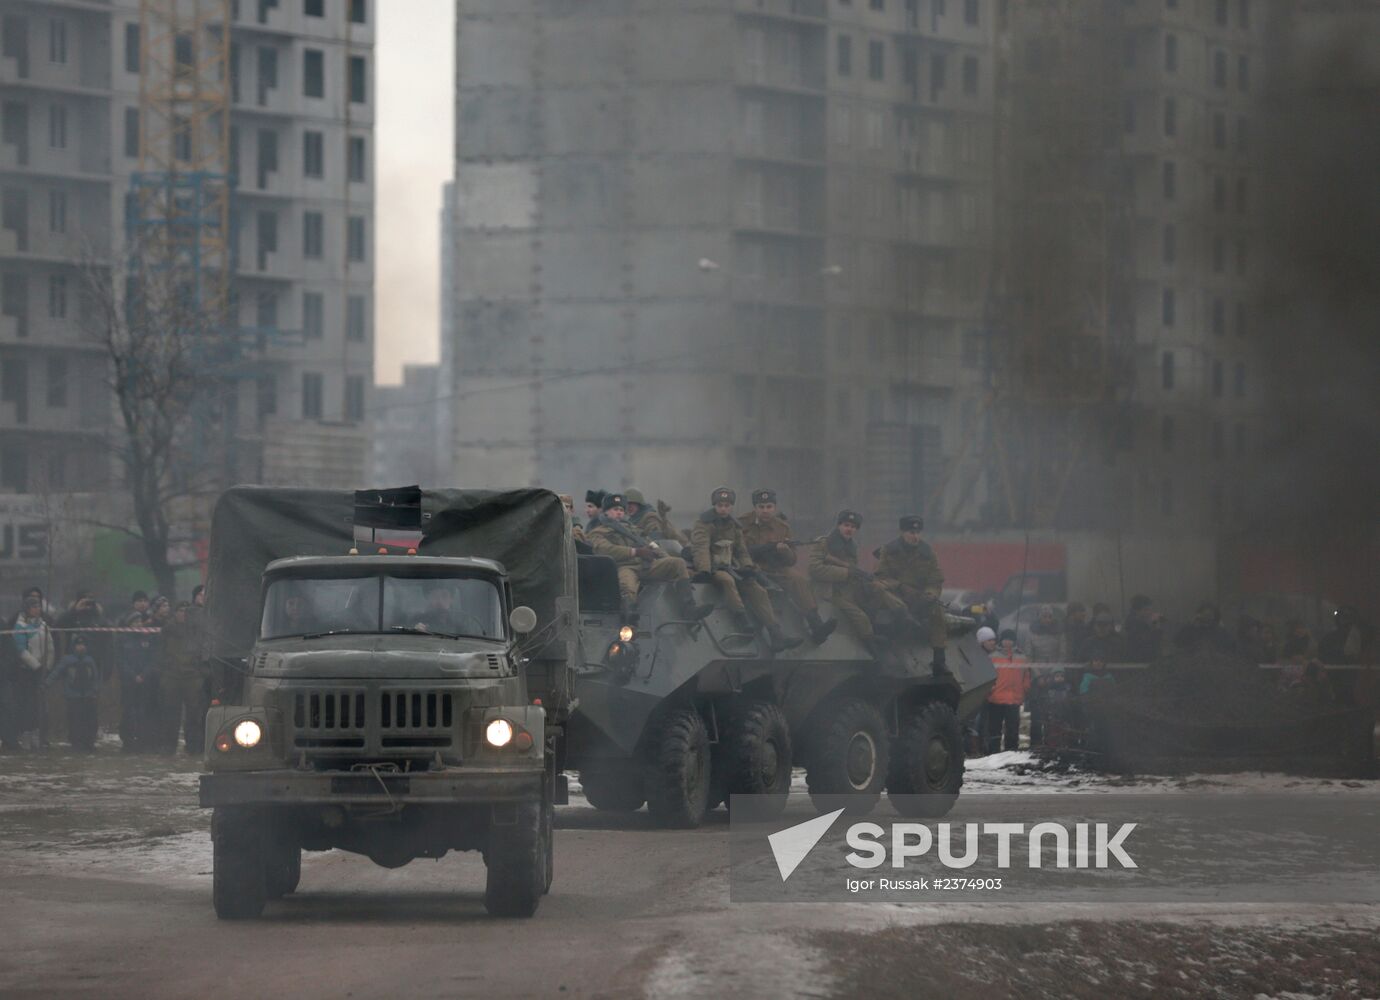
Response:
[[0, 584, 212, 755]]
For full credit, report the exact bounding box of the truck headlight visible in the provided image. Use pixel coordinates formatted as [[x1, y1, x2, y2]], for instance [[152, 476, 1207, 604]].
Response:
[[485, 718, 514, 748], [619, 625, 635, 643], [233, 719, 262, 748]]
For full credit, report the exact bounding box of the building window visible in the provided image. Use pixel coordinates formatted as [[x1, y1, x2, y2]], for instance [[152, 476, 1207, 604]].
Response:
[[1161, 160, 1175, 199], [1236, 237, 1247, 275], [1213, 49, 1227, 88], [1233, 362, 1245, 396], [302, 129, 323, 178], [48, 104, 67, 149], [48, 18, 66, 64], [1, 446, 28, 488], [302, 211, 323, 258], [350, 0, 367, 25], [929, 53, 946, 98], [1213, 174, 1226, 211], [47, 275, 66, 318], [865, 109, 883, 149], [257, 374, 277, 418], [173, 115, 191, 161], [1161, 287, 1175, 326], [256, 128, 278, 187], [255, 290, 277, 330], [964, 0, 979, 26], [1161, 350, 1175, 388], [348, 136, 366, 182], [1160, 415, 1174, 452], [1237, 54, 1249, 90], [347, 215, 366, 262], [1163, 96, 1176, 136], [834, 103, 850, 145], [125, 23, 140, 73], [46, 357, 66, 408], [301, 372, 322, 420], [346, 294, 366, 342], [1162, 224, 1176, 265], [344, 375, 364, 422], [870, 0, 885, 10], [302, 291, 323, 338], [868, 40, 884, 81], [1164, 33, 1177, 72], [1212, 112, 1226, 149], [1238, 0, 1250, 29], [348, 55, 367, 103], [48, 190, 66, 233], [1, 358, 28, 425], [304, 0, 324, 16], [1235, 301, 1247, 338], [1212, 296, 1225, 335], [1215, 0, 1228, 26], [257, 45, 277, 105], [124, 107, 140, 157], [1235, 176, 1247, 213], [256, 210, 277, 270], [1212, 359, 1224, 397], [962, 55, 978, 95], [837, 35, 852, 76], [1, 274, 27, 339], [303, 48, 323, 98]]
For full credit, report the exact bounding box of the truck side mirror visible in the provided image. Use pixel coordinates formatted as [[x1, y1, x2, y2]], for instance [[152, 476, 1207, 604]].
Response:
[[509, 606, 537, 635]]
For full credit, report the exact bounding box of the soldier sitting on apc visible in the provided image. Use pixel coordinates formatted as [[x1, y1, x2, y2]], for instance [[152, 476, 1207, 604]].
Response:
[[624, 488, 688, 553], [587, 493, 712, 622], [808, 509, 912, 659], [739, 488, 837, 645], [875, 515, 952, 677], [690, 488, 801, 654], [584, 490, 606, 530]]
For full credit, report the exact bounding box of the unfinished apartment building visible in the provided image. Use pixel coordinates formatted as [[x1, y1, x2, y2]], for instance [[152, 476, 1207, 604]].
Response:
[[0, 0, 375, 495], [447, 0, 995, 529]]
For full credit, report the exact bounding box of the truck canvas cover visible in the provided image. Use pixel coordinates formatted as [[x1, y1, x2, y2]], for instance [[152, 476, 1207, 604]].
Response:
[[205, 486, 575, 662]]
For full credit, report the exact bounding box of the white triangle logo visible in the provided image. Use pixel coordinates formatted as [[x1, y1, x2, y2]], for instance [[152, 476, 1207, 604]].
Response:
[[768, 808, 846, 882]]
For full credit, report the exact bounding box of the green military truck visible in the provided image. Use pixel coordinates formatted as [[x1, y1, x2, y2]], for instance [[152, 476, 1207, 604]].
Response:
[[198, 487, 576, 919]]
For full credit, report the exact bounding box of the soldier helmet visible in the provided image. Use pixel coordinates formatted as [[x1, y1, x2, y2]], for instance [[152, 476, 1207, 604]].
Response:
[[899, 515, 924, 532], [711, 487, 736, 505], [601, 493, 626, 512], [585, 489, 606, 506], [836, 509, 862, 527], [751, 488, 776, 506], [623, 488, 646, 507]]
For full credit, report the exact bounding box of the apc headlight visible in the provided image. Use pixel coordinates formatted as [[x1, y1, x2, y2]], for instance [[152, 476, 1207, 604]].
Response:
[[485, 718, 514, 748], [233, 718, 263, 748], [619, 625, 635, 643]]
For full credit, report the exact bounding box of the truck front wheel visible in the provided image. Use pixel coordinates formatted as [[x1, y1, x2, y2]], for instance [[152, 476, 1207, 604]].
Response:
[[723, 700, 793, 819], [580, 765, 646, 813], [212, 806, 267, 919], [484, 801, 547, 918], [887, 701, 964, 818], [265, 839, 302, 899], [806, 698, 890, 816]]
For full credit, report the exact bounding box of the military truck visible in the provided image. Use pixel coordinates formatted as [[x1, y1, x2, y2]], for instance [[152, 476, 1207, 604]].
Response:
[[566, 551, 996, 826], [198, 487, 576, 919]]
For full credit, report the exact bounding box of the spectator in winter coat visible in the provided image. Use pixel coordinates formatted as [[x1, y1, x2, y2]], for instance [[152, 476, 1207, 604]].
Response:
[[158, 602, 209, 754], [55, 591, 109, 678], [985, 630, 1030, 754], [1173, 603, 1235, 654], [1061, 602, 1091, 662], [1122, 594, 1165, 662], [117, 591, 156, 751], [1025, 606, 1063, 746], [47, 636, 100, 751]]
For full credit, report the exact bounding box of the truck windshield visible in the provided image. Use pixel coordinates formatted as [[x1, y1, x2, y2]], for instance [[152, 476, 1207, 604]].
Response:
[[260, 574, 504, 641]]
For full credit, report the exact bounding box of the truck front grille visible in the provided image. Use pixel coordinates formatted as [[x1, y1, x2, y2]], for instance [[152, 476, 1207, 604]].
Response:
[[287, 687, 456, 753]]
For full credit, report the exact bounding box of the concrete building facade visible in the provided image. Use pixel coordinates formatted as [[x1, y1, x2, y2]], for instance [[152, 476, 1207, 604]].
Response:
[[445, 0, 996, 531], [370, 362, 440, 489], [0, 0, 375, 497]]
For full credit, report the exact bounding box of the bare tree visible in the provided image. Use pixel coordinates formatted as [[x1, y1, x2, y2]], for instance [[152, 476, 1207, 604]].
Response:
[[78, 232, 233, 597]]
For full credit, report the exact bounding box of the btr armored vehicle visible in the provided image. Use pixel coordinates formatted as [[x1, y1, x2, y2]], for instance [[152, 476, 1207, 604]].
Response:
[[198, 487, 575, 919]]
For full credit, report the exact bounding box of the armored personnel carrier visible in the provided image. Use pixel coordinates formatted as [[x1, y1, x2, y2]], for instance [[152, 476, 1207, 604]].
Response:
[[566, 553, 996, 826]]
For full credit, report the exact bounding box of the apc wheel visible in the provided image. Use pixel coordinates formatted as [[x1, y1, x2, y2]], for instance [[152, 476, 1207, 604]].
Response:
[[212, 806, 266, 920], [724, 700, 792, 820], [265, 840, 302, 899], [542, 797, 554, 895], [888, 701, 964, 818], [579, 766, 645, 812], [484, 801, 546, 918], [806, 698, 889, 816], [645, 706, 712, 829]]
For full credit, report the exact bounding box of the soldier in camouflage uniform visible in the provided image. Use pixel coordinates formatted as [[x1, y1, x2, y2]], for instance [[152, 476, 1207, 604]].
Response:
[[739, 488, 836, 645], [875, 515, 951, 675], [690, 488, 799, 654], [625, 488, 688, 553], [584, 490, 606, 531], [808, 509, 910, 657], [587, 493, 711, 621]]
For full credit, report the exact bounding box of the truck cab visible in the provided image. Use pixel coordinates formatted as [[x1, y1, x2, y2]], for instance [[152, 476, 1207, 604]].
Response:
[[198, 488, 571, 921]]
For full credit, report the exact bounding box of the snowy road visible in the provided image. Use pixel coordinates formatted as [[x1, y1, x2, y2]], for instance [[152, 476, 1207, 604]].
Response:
[[1, 747, 1376, 999]]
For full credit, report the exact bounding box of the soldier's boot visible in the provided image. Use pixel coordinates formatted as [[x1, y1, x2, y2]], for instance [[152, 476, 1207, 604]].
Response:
[[671, 580, 713, 621], [765, 624, 803, 655], [930, 645, 955, 681], [804, 609, 838, 645]]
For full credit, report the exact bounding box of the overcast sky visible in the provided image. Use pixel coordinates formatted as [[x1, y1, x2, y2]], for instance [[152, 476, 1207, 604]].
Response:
[[375, 0, 453, 385]]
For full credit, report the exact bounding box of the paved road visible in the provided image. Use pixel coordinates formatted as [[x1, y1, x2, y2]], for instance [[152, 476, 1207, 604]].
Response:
[[1, 751, 1376, 999]]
